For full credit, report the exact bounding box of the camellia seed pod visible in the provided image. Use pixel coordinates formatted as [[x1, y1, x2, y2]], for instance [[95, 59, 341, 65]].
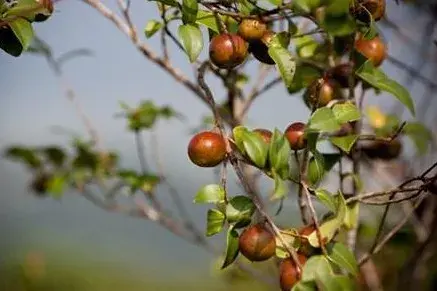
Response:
[[238, 223, 276, 262], [304, 78, 342, 109], [279, 253, 308, 291], [285, 122, 307, 151], [350, 0, 385, 23], [209, 33, 248, 69], [354, 35, 387, 67], [187, 131, 227, 167], [248, 30, 276, 65], [238, 19, 267, 42], [253, 128, 273, 144]]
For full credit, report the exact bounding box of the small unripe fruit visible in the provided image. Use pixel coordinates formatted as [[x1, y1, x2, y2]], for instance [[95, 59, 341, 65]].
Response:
[[361, 139, 402, 160], [238, 223, 276, 262], [238, 19, 267, 42], [248, 30, 276, 65], [188, 131, 227, 167], [209, 33, 248, 69], [279, 253, 308, 291], [354, 35, 387, 67], [351, 0, 385, 23], [285, 122, 307, 151], [326, 64, 356, 88], [304, 78, 341, 109], [253, 128, 273, 144]]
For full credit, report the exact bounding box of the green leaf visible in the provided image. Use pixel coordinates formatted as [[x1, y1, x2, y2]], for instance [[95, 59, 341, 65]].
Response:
[[40, 146, 66, 167], [308, 153, 341, 185], [292, 281, 318, 291], [329, 135, 359, 154], [194, 184, 226, 204], [118, 170, 160, 193], [332, 102, 361, 124], [4, 146, 41, 169], [295, 34, 319, 58], [178, 23, 203, 63], [4, 0, 52, 22], [309, 107, 341, 133], [271, 171, 288, 200], [402, 122, 433, 155], [327, 242, 359, 277], [315, 189, 337, 212], [356, 61, 415, 116], [144, 20, 163, 38], [267, 0, 282, 6], [206, 208, 225, 236], [319, 14, 356, 37], [302, 255, 333, 282], [182, 0, 198, 24], [269, 129, 291, 179], [268, 41, 296, 93], [308, 192, 347, 247], [324, 0, 350, 16], [292, 0, 321, 13], [225, 195, 255, 223], [344, 202, 359, 230], [9, 17, 34, 52], [148, 0, 178, 7], [288, 64, 322, 94], [47, 173, 67, 198], [221, 227, 240, 269], [241, 130, 269, 169], [232, 126, 249, 154], [196, 10, 219, 33]]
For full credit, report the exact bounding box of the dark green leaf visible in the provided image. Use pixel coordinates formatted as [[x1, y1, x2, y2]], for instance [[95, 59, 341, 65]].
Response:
[[268, 37, 296, 93], [327, 242, 359, 277], [40, 146, 66, 167], [269, 129, 291, 179], [206, 208, 225, 236], [221, 227, 240, 269], [315, 189, 337, 212], [308, 153, 341, 185], [329, 135, 359, 154], [194, 184, 226, 204], [178, 23, 203, 63], [302, 255, 333, 282], [9, 18, 34, 51], [4, 146, 41, 169], [356, 61, 415, 116], [292, 0, 321, 13], [332, 102, 361, 124], [0, 25, 23, 57], [182, 0, 198, 24], [309, 107, 342, 133], [325, 0, 350, 16], [225, 195, 255, 223], [144, 20, 163, 38], [271, 171, 288, 200]]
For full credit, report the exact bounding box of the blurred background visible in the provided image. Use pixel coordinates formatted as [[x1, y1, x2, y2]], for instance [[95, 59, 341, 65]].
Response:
[[1, 0, 437, 290]]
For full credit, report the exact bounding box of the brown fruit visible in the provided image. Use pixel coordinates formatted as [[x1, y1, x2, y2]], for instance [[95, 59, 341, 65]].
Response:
[[188, 131, 227, 167], [209, 33, 248, 69], [279, 253, 308, 291], [238, 223, 276, 262], [304, 78, 341, 109], [354, 35, 387, 67], [285, 122, 307, 151], [351, 0, 385, 23], [326, 63, 356, 88], [361, 139, 402, 160], [248, 30, 276, 65], [238, 19, 267, 42], [253, 128, 273, 144]]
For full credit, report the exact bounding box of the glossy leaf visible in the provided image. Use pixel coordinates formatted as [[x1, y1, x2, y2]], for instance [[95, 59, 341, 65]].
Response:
[[4, 0, 51, 22], [320, 14, 356, 37], [344, 202, 360, 230], [309, 107, 342, 133], [4, 146, 41, 169], [232, 126, 249, 154], [269, 129, 291, 179], [178, 23, 203, 63], [9, 17, 34, 52], [332, 102, 361, 124], [194, 184, 226, 204], [221, 227, 240, 269], [329, 135, 359, 154], [144, 20, 163, 38], [271, 171, 288, 200], [315, 189, 337, 212], [308, 192, 347, 247], [206, 208, 225, 236], [308, 153, 341, 185], [327, 242, 359, 277], [356, 61, 415, 116], [241, 130, 269, 169], [196, 10, 219, 33], [301, 255, 333, 282], [182, 0, 198, 24], [225, 195, 255, 223], [268, 35, 296, 93]]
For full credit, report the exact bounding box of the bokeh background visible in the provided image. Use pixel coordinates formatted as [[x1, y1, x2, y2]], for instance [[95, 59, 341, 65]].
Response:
[[1, 0, 437, 290]]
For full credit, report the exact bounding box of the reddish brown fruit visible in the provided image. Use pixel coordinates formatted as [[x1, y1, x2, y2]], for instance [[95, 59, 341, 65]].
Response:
[[238, 223, 276, 262], [248, 30, 276, 65], [304, 78, 341, 109], [188, 131, 227, 167], [209, 33, 248, 69], [279, 253, 308, 291], [285, 122, 307, 151], [326, 63, 356, 88], [354, 35, 387, 67], [238, 19, 267, 42], [253, 128, 273, 144], [351, 0, 385, 23]]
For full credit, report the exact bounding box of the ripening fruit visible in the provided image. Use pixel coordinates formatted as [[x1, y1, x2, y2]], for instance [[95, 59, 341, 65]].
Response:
[[248, 30, 276, 65], [351, 0, 385, 23], [326, 63, 356, 88], [188, 131, 227, 167], [253, 128, 273, 144], [209, 33, 248, 69], [279, 253, 308, 291], [285, 122, 307, 151], [304, 78, 341, 109], [354, 35, 387, 67], [238, 19, 267, 42], [238, 223, 276, 262], [361, 139, 402, 160]]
